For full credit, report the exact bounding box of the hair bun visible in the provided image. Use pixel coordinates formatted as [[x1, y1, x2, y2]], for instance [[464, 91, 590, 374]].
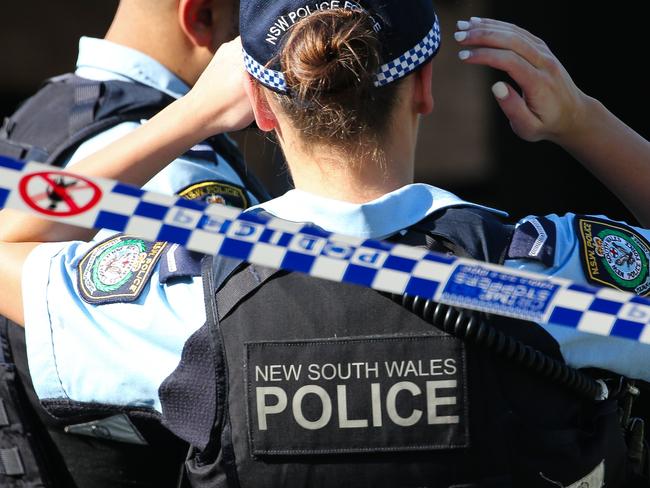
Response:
[[281, 9, 381, 100]]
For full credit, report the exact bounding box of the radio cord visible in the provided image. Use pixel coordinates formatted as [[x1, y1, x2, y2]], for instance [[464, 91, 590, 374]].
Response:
[[389, 293, 605, 401]]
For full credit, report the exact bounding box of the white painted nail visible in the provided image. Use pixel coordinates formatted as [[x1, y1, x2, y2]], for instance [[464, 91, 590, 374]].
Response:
[[492, 82, 509, 100], [457, 20, 471, 30], [458, 50, 472, 60], [470, 17, 482, 23], [454, 31, 468, 42]]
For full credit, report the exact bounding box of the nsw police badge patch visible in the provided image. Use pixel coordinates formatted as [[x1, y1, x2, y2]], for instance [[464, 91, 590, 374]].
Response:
[[576, 216, 650, 296], [78, 236, 168, 304], [177, 180, 249, 209]]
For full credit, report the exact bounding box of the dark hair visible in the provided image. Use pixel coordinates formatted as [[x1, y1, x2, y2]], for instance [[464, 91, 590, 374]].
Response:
[[270, 9, 402, 155]]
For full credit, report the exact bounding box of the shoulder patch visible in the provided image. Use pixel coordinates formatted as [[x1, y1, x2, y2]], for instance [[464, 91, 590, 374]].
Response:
[[177, 180, 249, 209], [78, 235, 168, 305], [576, 216, 650, 296], [507, 217, 556, 267]]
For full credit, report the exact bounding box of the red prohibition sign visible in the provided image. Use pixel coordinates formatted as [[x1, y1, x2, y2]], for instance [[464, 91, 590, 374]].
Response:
[[18, 171, 102, 217]]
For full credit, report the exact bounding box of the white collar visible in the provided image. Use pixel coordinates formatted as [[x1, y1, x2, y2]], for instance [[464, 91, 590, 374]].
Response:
[[254, 184, 507, 239], [75, 37, 189, 99]]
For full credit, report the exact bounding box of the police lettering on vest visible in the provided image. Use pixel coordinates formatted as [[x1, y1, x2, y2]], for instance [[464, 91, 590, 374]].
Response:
[[248, 335, 468, 455]]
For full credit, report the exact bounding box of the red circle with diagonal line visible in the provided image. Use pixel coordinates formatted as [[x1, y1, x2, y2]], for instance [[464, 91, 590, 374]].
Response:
[[18, 171, 102, 217]]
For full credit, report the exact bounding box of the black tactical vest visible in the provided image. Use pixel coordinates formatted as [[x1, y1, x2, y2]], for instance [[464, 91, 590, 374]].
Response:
[[0, 74, 269, 488], [161, 207, 629, 488]]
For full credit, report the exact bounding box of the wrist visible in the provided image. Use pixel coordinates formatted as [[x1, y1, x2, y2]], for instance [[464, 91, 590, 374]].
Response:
[[174, 93, 223, 141], [549, 93, 602, 150]]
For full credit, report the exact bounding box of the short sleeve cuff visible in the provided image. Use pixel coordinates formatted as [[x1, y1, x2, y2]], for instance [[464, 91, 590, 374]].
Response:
[[22, 242, 73, 401]]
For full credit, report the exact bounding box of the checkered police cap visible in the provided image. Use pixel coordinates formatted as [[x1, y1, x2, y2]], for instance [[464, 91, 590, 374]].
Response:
[[240, 0, 441, 93]]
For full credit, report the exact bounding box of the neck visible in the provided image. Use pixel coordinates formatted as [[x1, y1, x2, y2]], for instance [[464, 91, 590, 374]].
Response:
[[277, 97, 421, 203], [104, 3, 197, 86], [281, 131, 417, 204]]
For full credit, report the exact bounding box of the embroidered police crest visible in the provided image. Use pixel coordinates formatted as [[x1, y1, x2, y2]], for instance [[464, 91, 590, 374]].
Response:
[[177, 180, 249, 209], [576, 216, 650, 296], [78, 236, 168, 304]]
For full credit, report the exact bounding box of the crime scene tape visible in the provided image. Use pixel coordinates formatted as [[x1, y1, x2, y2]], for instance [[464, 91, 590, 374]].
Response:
[[1, 156, 650, 345]]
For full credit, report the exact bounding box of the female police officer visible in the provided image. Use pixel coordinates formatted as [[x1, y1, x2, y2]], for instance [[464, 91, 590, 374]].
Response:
[[2, 1, 650, 486]]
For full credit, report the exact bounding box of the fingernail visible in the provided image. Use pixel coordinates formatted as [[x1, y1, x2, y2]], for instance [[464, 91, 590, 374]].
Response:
[[454, 31, 468, 42], [457, 20, 471, 30], [492, 82, 509, 100], [470, 16, 482, 23], [458, 50, 472, 60]]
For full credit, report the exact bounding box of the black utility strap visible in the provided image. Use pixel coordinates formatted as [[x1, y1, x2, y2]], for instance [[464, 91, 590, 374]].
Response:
[[69, 82, 102, 136], [200, 257, 242, 488], [0, 447, 24, 477], [0, 319, 48, 485], [216, 265, 280, 321], [0, 400, 9, 427]]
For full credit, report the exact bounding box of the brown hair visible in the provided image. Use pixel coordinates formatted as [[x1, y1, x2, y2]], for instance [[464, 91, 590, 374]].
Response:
[[269, 9, 402, 155]]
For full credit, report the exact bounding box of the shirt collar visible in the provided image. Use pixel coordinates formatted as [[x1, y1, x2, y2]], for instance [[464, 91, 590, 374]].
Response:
[[75, 37, 190, 99], [254, 184, 507, 239]]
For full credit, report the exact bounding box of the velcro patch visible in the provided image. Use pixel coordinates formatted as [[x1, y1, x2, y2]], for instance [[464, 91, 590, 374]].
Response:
[[576, 216, 650, 297], [507, 217, 556, 267], [64, 414, 148, 445], [245, 334, 468, 456], [177, 180, 249, 209], [159, 243, 204, 283], [78, 235, 168, 304]]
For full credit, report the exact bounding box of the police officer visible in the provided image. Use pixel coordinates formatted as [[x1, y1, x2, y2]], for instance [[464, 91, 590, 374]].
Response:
[[1, 1, 650, 487], [0, 0, 268, 486]]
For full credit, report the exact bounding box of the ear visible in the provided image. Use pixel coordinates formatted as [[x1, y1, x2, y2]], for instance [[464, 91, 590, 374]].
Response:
[[179, 0, 217, 48], [413, 62, 434, 115], [244, 76, 278, 132]]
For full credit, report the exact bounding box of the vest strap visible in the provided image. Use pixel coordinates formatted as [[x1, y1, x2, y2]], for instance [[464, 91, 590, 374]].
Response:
[[216, 265, 280, 320], [0, 447, 24, 476], [70, 80, 102, 136]]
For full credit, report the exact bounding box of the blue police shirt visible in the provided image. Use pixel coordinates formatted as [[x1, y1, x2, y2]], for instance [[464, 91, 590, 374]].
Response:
[[22, 36, 260, 413], [506, 214, 650, 381], [23, 184, 498, 413], [22, 185, 650, 415]]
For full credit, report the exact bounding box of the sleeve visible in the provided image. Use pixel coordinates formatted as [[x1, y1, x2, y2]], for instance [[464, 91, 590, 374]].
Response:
[[65, 121, 142, 167], [22, 240, 206, 414], [65, 121, 259, 207], [505, 213, 650, 382]]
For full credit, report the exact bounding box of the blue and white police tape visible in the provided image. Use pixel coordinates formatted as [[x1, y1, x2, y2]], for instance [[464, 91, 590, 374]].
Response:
[[2, 156, 650, 345]]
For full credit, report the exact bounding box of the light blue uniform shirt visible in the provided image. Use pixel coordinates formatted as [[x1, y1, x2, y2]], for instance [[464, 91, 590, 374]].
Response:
[[23, 185, 650, 415], [23, 37, 258, 413], [506, 214, 650, 381]]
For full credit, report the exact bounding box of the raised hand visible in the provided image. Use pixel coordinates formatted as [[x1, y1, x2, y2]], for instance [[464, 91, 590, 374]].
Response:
[[455, 17, 650, 226], [455, 17, 588, 146], [185, 37, 255, 138]]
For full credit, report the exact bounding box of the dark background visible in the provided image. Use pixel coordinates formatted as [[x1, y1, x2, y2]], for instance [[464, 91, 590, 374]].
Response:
[[0, 1, 647, 224]]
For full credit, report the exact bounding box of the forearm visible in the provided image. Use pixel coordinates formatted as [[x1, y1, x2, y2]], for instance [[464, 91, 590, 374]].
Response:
[[556, 97, 650, 227], [0, 242, 39, 326], [59, 95, 214, 185], [0, 95, 214, 243]]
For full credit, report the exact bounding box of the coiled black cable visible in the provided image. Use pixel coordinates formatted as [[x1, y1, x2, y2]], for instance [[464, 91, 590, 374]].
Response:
[[390, 293, 603, 401]]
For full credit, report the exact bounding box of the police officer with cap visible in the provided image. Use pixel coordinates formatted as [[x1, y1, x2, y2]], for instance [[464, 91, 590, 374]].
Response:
[[0, 0, 268, 486], [1, 0, 650, 487]]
